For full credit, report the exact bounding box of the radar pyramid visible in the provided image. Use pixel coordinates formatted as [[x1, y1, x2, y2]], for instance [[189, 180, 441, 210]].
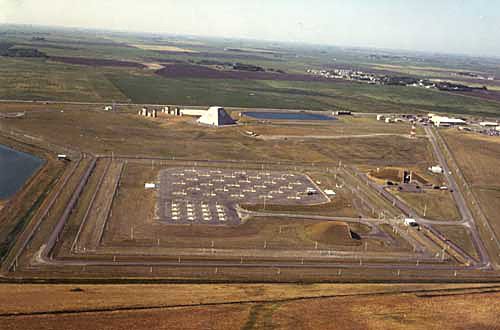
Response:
[[197, 106, 236, 126]]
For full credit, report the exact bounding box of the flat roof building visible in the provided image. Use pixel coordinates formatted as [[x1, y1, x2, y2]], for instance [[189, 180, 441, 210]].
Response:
[[479, 122, 498, 127], [429, 115, 466, 127]]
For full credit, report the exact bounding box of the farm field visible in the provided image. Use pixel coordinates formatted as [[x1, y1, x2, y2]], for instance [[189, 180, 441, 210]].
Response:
[[0, 57, 130, 102], [1, 26, 500, 116], [0, 284, 498, 330], [107, 72, 500, 115]]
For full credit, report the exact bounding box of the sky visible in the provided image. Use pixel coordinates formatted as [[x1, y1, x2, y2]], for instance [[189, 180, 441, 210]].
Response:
[[1, 0, 500, 57]]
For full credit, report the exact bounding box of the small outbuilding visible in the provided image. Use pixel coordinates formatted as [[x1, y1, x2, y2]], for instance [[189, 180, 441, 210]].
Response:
[[428, 165, 443, 174]]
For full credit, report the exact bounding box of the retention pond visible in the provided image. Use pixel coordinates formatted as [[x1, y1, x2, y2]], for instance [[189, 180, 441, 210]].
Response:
[[243, 112, 336, 121], [0, 144, 44, 199]]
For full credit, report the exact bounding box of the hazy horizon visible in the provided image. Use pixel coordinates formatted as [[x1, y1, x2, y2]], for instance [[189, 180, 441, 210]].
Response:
[[2, 0, 500, 57]]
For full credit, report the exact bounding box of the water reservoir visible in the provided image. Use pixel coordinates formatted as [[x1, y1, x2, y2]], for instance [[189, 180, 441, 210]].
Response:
[[243, 112, 336, 121], [0, 144, 44, 199]]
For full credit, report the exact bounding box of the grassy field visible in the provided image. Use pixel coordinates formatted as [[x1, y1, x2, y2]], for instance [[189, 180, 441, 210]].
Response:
[[100, 162, 367, 251], [0, 57, 129, 102], [0, 283, 492, 313], [1, 26, 500, 116], [394, 190, 461, 221], [434, 225, 480, 261], [0, 284, 498, 329], [0, 104, 435, 167], [240, 116, 421, 137], [440, 130, 500, 250], [106, 72, 500, 116]]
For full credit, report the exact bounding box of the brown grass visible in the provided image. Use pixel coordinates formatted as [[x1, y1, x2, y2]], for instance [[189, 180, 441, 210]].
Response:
[[434, 225, 480, 261], [304, 222, 354, 245], [0, 284, 498, 330], [240, 195, 358, 218], [394, 190, 461, 221], [241, 117, 414, 137], [2, 104, 435, 167], [0, 283, 493, 314], [369, 167, 402, 182], [441, 130, 500, 241], [275, 290, 500, 330]]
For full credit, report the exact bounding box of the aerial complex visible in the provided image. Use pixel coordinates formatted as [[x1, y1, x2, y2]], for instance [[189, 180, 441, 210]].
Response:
[[1, 26, 500, 286]]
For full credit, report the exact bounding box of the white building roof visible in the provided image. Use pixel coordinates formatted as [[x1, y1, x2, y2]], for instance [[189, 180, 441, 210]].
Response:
[[430, 115, 466, 125], [480, 122, 498, 126]]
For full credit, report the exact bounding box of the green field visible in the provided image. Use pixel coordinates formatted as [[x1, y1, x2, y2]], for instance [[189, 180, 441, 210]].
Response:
[[107, 72, 500, 115], [0, 57, 129, 102], [1, 25, 500, 117]]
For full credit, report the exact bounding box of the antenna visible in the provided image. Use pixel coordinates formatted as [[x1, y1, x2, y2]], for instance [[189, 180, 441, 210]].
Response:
[[410, 125, 417, 138]]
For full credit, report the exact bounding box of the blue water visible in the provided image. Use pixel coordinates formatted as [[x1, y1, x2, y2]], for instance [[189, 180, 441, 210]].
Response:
[[243, 112, 336, 121], [0, 144, 44, 199]]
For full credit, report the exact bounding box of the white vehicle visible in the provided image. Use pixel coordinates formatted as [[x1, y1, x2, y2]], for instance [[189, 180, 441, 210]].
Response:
[[404, 218, 418, 226]]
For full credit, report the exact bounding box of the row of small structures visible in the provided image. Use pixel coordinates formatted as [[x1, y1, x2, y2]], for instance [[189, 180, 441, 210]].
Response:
[[137, 105, 236, 126], [137, 106, 182, 118]]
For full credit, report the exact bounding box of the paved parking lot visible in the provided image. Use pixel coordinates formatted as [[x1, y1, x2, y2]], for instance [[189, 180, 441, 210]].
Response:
[[158, 167, 328, 224]]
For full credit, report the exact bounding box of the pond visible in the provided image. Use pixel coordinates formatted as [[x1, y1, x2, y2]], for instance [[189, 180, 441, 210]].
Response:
[[0, 144, 44, 199], [243, 112, 336, 121]]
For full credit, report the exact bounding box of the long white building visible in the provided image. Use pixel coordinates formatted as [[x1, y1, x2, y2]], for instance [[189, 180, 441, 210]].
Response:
[[428, 114, 466, 127]]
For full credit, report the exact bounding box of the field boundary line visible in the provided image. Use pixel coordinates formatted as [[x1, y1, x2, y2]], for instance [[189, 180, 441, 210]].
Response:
[[0, 285, 499, 318]]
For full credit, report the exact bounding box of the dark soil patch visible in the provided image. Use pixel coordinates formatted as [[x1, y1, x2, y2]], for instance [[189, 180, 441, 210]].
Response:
[[155, 64, 335, 82], [18, 43, 81, 51], [455, 90, 500, 103], [49, 56, 146, 68]]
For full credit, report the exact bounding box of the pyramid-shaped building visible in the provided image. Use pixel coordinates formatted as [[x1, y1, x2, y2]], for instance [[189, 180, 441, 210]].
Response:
[[197, 106, 236, 126]]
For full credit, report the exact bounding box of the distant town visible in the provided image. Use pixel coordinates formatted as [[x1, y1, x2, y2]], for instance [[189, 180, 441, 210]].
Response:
[[306, 67, 494, 92]]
